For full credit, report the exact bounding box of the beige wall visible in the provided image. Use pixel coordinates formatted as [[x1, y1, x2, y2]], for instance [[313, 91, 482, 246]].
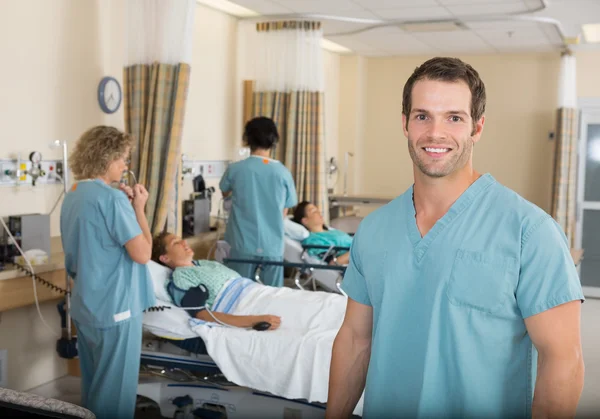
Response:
[[344, 53, 561, 211]]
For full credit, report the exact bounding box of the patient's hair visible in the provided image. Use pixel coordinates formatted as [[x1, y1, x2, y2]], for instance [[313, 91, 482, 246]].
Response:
[[243, 117, 279, 151], [292, 201, 311, 226], [292, 201, 328, 231], [151, 231, 171, 265], [402, 57, 486, 134], [69, 126, 134, 180]]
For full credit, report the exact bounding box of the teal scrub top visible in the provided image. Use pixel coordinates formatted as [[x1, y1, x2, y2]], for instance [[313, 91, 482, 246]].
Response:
[[60, 179, 155, 328], [220, 156, 297, 257], [342, 174, 584, 419], [302, 229, 353, 257]]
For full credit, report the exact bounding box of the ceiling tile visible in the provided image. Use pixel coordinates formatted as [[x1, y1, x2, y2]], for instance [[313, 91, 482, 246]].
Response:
[[411, 30, 493, 52], [322, 21, 373, 36], [536, 0, 600, 25], [326, 35, 378, 52], [272, 0, 363, 14], [446, 2, 529, 16], [354, 0, 438, 9], [494, 44, 555, 53], [372, 7, 453, 20], [465, 20, 541, 31], [381, 42, 440, 55], [438, 0, 522, 4], [539, 23, 564, 45], [229, 0, 292, 14], [524, 0, 545, 10], [318, 10, 383, 20], [475, 27, 550, 48]]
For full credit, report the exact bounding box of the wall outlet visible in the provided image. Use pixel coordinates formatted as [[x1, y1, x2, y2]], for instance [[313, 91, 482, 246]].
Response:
[[181, 160, 229, 179], [0, 349, 6, 387]]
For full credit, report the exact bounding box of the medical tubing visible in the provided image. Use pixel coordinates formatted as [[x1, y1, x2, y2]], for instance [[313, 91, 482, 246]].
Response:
[[48, 173, 65, 215], [145, 305, 241, 329], [0, 217, 60, 338], [14, 264, 67, 295]]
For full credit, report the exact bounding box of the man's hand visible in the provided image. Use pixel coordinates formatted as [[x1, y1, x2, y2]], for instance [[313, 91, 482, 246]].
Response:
[[119, 183, 134, 202], [132, 184, 149, 212]]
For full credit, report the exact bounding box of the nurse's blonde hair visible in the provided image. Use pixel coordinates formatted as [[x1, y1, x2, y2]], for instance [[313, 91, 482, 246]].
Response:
[[69, 126, 135, 180]]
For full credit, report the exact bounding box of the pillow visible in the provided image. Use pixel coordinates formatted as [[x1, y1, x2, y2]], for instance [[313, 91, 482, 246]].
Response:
[[284, 218, 309, 241], [147, 260, 174, 304], [143, 300, 197, 340]]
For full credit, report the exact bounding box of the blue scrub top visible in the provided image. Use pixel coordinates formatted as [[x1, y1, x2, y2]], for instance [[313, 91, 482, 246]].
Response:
[[60, 179, 155, 328], [220, 156, 297, 257], [342, 173, 584, 419]]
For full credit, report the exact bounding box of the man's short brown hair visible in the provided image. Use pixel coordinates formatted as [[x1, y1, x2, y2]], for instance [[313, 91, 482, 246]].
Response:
[[402, 57, 486, 133]]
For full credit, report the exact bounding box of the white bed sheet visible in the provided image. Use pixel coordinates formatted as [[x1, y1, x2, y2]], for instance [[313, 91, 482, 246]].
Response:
[[142, 278, 364, 416]]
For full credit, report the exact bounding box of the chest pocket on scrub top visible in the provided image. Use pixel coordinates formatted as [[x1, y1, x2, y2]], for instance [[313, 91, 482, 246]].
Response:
[[446, 249, 517, 315]]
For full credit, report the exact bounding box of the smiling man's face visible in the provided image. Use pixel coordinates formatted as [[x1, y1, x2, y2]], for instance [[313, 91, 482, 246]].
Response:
[[402, 78, 484, 179]]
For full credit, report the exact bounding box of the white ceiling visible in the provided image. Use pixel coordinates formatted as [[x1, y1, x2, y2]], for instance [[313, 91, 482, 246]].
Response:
[[226, 0, 600, 56]]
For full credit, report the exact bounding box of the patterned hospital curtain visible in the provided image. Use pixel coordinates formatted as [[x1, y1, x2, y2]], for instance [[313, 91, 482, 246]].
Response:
[[550, 52, 579, 247], [124, 0, 195, 234], [250, 21, 328, 222]]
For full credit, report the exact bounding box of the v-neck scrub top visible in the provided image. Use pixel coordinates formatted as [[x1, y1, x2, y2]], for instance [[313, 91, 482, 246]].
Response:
[[342, 173, 584, 419]]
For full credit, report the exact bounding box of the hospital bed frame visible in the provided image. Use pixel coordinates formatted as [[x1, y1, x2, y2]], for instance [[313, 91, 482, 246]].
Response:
[[223, 257, 347, 294], [138, 336, 329, 418]]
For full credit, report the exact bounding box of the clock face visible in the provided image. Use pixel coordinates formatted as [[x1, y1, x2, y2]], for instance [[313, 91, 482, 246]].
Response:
[[99, 77, 122, 114]]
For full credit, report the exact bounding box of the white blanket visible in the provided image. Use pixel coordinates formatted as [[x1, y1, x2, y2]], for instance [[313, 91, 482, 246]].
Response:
[[189, 278, 364, 416]]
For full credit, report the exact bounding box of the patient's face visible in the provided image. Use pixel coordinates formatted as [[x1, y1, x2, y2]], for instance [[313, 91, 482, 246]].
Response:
[[402, 79, 484, 179], [302, 204, 324, 231], [160, 234, 194, 267]]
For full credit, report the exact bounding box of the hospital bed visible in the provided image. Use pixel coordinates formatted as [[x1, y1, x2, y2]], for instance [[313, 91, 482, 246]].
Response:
[[138, 261, 362, 418], [216, 199, 354, 294], [211, 225, 349, 294], [138, 337, 328, 419], [281, 218, 351, 293]]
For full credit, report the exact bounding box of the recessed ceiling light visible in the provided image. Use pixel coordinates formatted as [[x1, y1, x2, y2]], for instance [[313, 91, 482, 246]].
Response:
[[196, 0, 259, 18], [582, 23, 600, 43], [322, 39, 353, 54]]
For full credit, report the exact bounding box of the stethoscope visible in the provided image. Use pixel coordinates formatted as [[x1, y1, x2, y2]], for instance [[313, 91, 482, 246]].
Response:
[[121, 170, 138, 186]]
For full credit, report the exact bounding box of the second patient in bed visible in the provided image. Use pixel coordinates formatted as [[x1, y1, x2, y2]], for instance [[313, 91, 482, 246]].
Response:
[[152, 232, 281, 330], [292, 201, 353, 265]]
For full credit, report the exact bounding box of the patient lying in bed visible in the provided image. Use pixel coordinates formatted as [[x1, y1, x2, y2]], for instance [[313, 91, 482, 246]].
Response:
[[145, 235, 363, 414], [152, 232, 281, 330], [292, 201, 353, 265]]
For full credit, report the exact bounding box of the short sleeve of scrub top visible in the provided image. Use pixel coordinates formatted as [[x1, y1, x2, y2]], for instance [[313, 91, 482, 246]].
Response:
[[105, 193, 143, 246], [516, 215, 584, 318], [283, 169, 298, 208], [340, 224, 371, 307]]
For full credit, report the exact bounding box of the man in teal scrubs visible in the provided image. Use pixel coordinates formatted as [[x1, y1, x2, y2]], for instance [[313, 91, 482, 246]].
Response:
[[326, 58, 585, 419], [220, 117, 297, 287]]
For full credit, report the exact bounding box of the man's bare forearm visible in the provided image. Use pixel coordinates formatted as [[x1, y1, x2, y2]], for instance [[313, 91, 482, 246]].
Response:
[[325, 327, 371, 419], [532, 353, 584, 418]]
